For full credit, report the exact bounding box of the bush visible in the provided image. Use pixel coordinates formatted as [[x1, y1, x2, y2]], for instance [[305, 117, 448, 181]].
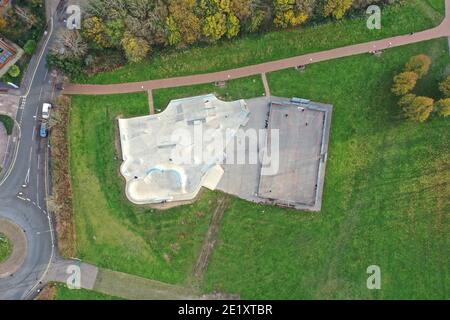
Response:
[[402, 96, 434, 122], [438, 75, 450, 98], [7, 65, 20, 78], [435, 98, 450, 117], [404, 54, 432, 78], [391, 71, 418, 96], [23, 39, 37, 55], [46, 53, 82, 78], [0, 115, 14, 135]]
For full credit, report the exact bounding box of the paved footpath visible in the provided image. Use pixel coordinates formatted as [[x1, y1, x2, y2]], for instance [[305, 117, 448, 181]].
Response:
[[63, 1, 450, 96]]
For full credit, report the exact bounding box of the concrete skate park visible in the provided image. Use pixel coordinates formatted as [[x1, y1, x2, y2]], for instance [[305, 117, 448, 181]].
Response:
[[118, 94, 332, 211]]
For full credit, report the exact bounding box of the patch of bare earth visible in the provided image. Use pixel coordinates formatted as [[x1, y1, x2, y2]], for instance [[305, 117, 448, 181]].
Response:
[[191, 195, 231, 280]]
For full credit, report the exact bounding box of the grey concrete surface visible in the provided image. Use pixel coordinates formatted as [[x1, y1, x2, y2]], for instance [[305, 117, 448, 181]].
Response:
[[118, 94, 249, 205], [217, 97, 270, 201], [217, 96, 333, 212], [46, 259, 98, 290], [258, 101, 324, 206]]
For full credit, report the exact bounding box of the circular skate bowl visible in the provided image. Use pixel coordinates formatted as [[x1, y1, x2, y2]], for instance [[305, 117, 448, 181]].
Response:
[[0, 219, 27, 279], [126, 165, 190, 204]]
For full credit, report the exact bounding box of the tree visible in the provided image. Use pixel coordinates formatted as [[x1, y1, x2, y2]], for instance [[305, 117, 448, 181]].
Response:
[[273, 0, 310, 28], [167, 0, 201, 47], [435, 98, 450, 117], [166, 16, 181, 46], [53, 30, 88, 59], [398, 93, 416, 109], [246, 10, 266, 32], [121, 32, 150, 63], [226, 14, 240, 38], [23, 39, 37, 55], [200, 0, 244, 41], [46, 53, 83, 78], [438, 75, 450, 98], [105, 19, 125, 47], [82, 16, 111, 48], [402, 96, 434, 122], [230, 0, 252, 21], [391, 71, 419, 96], [0, 16, 7, 30], [203, 13, 227, 41], [8, 65, 20, 78], [404, 54, 432, 79], [324, 0, 354, 19]]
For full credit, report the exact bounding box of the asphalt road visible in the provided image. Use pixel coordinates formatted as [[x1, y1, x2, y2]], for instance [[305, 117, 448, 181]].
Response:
[[0, 8, 65, 299]]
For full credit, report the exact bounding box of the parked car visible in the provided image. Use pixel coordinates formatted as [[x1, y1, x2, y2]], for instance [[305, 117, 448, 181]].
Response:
[[42, 103, 52, 119], [39, 122, 48, 138]]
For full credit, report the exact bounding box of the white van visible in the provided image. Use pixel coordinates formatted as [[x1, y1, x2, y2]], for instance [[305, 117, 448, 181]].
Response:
[[42, 103, 51, 119]]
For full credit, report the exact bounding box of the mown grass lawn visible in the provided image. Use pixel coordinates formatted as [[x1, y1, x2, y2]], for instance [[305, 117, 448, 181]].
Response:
[[201, 39, 450, 299], [0, 233, 12, 263], [68, 77, 263, 285], [153, 75, 265, 109], [80, 0, 444, 85]]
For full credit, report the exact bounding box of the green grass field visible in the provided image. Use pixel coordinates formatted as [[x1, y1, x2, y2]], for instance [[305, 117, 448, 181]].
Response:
[[0, 233, 12, 263], [79, 0, 444, 85], [153, 75, 265, 109], [69, 77, 264, 285], [201, 39, 450, 299]]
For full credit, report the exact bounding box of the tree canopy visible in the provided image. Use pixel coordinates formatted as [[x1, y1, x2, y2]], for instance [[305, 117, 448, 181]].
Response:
[[404, 54, 432, 79], [391, 72, 419, 96]]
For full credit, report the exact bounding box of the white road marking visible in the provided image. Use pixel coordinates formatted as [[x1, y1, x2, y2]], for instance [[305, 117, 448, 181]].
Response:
[[36, 230, 52, 235], [25, 168, 30, 185], [31, 126, 36, 142], [27, 144, 33, 165]]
